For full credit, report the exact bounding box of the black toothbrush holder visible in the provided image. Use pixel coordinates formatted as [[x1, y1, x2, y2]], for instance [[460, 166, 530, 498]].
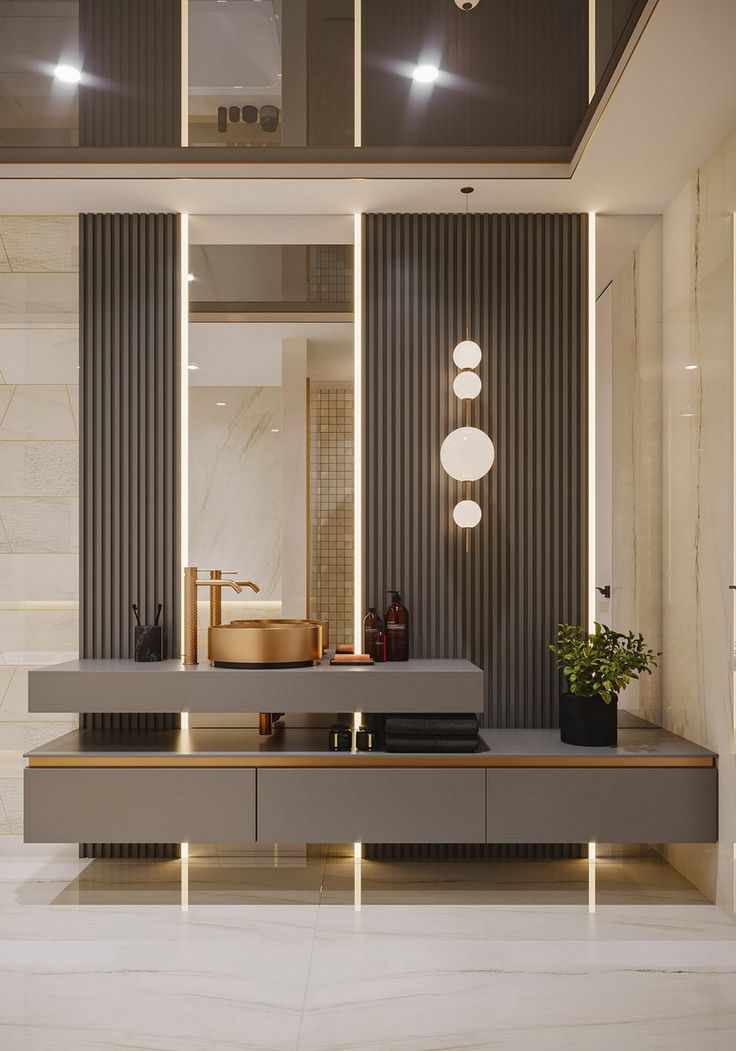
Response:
[[133, 603, 163, 662], [134, 625, 162, 662]]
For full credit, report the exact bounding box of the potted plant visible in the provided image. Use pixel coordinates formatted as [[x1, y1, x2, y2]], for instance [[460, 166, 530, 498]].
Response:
[[549, 623, 660, 747]]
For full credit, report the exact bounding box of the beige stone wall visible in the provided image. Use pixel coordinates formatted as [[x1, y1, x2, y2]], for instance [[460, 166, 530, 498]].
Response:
[[610, 220, 664, 724], [0, 216, 79, 835], [659, 125, 736, 913]]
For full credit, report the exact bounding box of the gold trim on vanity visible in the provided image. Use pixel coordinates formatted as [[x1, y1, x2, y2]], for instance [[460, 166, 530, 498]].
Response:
[[28, 755, 715, 769]]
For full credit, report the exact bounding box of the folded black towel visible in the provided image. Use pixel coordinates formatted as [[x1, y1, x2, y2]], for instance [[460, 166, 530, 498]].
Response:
[[384, 715, 480, 737], [384, 735, 480, 753]]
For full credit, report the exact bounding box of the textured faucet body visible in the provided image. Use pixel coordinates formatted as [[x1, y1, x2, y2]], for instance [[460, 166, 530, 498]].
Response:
[[183, 567, 260, 666]]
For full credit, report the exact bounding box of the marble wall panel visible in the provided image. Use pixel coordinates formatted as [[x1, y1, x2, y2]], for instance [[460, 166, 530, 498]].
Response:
[[659, 126, 736, 913], [0, 608, 78, 664], [0, 554, 78, 603], [0, 385, 78, 440], [189, 386, 282, 605], [610, 219, 664, 723], [0, 274, 78, 324], [0, 217, 78, 796], [0, 328, 79, 384]]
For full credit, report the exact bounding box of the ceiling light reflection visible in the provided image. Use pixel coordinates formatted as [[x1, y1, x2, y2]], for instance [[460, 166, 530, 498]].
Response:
[[412, 64, 439, 83]]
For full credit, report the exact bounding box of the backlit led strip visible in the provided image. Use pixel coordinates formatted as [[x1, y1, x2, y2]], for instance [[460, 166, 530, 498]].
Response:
[[180, 211, 190, 728], [732, 214, 736, 731], [588, 212, 597, 632], [354, 213, 363, 650], [354, 0, 361, 146], [588, 841, 596, 913], [181, 0, 188, 146]]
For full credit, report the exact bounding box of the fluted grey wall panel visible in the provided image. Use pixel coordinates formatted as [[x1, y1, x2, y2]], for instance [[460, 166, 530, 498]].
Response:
[[363, 213, 588, 729], [79, 0, 182, 147], [80, 213, 181, 666], [79, 212, 181, 858]]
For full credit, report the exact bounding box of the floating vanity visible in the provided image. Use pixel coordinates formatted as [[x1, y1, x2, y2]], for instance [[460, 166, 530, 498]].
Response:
[[24, 652, 717, 849], [28, 657, 483, 714]]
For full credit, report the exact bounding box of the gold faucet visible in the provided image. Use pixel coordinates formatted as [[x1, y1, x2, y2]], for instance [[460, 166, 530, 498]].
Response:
[[183, 567, 260, 666]]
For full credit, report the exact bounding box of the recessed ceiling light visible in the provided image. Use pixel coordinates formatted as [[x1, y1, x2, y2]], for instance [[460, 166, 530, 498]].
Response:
[[216, 402, 226, 407], [413, 64, 439, 83], [685, 363, 699, 370], [54, 64, 82, 84], [271, 428, 280, 433], [188, 363, 200, 371], [233, 85, 244, 89], [187, 273, 195, 282]]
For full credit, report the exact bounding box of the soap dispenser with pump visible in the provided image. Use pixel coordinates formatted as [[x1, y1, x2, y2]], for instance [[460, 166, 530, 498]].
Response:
[[385, 590, 409, 661]]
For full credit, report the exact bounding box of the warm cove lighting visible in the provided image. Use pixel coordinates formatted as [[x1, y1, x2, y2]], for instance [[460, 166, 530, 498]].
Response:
[[440, 427, 495, 482], [413, 64, 439, 83], [453, 370, 482, 400], [452, 339, 482, 369], [453, 500, 482, 528], [54, 64, 81, 84]]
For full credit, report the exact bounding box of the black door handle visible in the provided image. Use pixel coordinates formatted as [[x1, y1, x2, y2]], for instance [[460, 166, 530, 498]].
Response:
[[596, 585, 611, 598]]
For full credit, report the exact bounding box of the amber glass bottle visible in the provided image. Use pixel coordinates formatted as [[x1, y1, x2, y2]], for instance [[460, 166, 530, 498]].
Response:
[[384, 591, 409, 661], [362, 607, 381, 657]]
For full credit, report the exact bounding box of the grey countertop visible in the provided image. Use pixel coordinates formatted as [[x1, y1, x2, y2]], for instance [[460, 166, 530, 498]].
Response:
[[28, 657, 484, 714], [25, 726, 716, 767]]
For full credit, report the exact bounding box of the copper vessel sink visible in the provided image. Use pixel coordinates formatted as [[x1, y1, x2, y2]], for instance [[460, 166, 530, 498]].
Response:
[[208, 619, 324, 668]]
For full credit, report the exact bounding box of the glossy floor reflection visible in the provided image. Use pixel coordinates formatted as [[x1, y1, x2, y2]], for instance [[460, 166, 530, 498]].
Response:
[[0, 837, 734, 1049]]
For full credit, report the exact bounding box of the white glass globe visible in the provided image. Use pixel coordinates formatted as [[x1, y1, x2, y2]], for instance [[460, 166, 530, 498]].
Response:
[[452, 370, 482, 400], [452, 339, 482, 369], [453, 500, 482, 528], [440, 427, 495, 481]]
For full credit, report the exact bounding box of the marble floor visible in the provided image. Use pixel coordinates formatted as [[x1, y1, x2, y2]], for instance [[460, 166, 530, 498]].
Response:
[[1, 836, 735, 1049]]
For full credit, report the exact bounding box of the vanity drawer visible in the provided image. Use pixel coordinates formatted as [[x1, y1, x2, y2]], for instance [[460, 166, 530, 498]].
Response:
[[257, 768, 485, 843], [485, 768, 717, 843], [24, 768, 256, 844]]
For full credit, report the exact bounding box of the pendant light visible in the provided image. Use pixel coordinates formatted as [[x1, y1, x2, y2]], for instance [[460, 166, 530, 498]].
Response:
[[440, 186, 495, 534]]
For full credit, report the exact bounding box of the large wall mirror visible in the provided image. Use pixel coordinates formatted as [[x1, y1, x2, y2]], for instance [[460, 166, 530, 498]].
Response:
[[187, 218, 355, 695]]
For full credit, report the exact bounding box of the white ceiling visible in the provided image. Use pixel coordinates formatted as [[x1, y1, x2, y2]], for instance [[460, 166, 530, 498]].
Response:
[[0, 0, 735, 216]]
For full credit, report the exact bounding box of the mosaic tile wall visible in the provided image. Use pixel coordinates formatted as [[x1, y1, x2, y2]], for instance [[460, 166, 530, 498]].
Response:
[[307, 245, 353, 303], [309, 382, 354, 648]]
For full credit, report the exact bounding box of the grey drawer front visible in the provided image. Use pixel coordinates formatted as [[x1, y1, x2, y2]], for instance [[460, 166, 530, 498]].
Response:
[[24, 769, 256, 844], [257, 769, 485, 843], [486, 768, 717, 843]]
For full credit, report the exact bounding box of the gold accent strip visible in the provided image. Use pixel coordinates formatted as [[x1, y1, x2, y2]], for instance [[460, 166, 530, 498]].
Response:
[[28, 755, 715, 769]]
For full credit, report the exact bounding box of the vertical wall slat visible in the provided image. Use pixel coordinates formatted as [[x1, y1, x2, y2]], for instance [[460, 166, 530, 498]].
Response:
[[363, 212, 587, 859], [79, 212, 182, 861], [364, 211, 588, 725], [78, 0, 182, 147]]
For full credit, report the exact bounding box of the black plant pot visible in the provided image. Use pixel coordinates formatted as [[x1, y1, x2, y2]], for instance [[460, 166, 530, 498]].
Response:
[[559, 692, 618, 747]]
